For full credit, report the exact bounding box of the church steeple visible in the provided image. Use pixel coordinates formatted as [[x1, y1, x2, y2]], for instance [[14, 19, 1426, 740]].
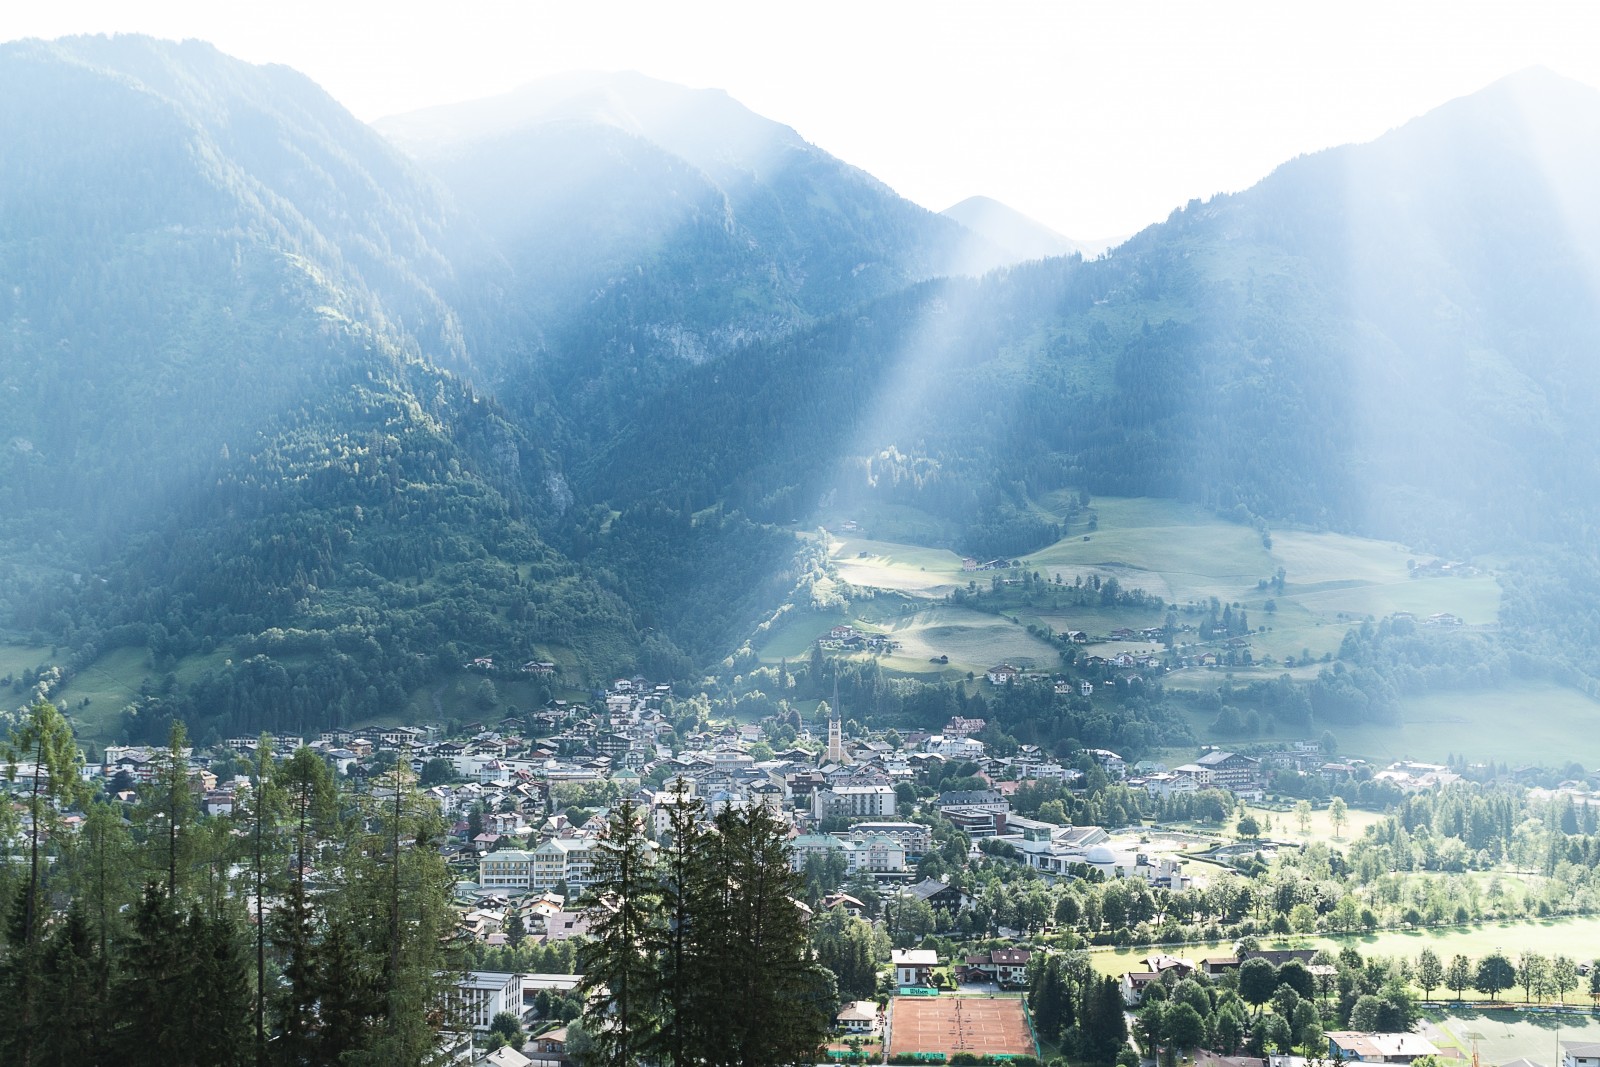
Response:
[[824, 678, 851, 765]]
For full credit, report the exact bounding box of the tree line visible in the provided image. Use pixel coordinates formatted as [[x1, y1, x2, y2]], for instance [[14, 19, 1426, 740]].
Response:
[[0, 700, 460, 1067]]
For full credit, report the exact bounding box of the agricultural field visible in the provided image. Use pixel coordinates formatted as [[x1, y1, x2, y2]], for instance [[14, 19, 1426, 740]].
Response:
[[809, 496, 1507, 685], [1085, 914, 1600, 980], [872, 606, 1059, 678]]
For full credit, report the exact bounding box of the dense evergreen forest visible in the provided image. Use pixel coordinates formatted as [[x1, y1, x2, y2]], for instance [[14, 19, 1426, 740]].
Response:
[[0, 703, 459, 1066]]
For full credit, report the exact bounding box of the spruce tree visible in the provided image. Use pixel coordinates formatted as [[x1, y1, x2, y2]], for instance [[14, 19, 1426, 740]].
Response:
[[1, 699, 89, 1067], [34, 903, 107, 1067], [578, 797, 661, 1066], [703, 803, 832, 1067], [648, 781, 712, 1067], [272, 746, 337, 1065]]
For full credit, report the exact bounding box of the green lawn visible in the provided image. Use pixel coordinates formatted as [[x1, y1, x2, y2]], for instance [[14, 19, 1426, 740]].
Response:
[[1239, 803, 1386, 846], [1087, 914, 1600, 978]]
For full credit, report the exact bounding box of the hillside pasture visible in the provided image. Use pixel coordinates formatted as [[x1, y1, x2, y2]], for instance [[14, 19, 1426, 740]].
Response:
[[829, 536, 967, 597], [807, 495, 1513, 688], [0, 642, 50, 683], [50, 643, 235, 742], [872, 606, 1059, 677]]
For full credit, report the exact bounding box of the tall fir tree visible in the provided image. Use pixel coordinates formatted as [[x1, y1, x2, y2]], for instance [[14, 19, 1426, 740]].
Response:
[[0, 699, 89, 1067], [648, 781, 712, 1067], [578, 797, 661, 1066]]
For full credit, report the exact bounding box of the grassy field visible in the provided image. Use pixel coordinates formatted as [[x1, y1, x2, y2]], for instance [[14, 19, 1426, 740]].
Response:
[[817, 496, 1508, 686], [1087, 914, 1600, 978], [1239, 803, 1387, 845], [44, 644, 236, 742], [0, 642, 51, 681], [873, 606, 1059, 677], [829, 536, 967, 597]]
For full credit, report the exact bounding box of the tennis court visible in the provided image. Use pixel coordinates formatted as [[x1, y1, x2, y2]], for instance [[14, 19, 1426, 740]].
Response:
[[888, 995, 1037, 1058]]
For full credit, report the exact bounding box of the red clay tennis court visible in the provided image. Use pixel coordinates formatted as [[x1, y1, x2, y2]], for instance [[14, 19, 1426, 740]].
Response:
[[888, 995, 1037, 1059]]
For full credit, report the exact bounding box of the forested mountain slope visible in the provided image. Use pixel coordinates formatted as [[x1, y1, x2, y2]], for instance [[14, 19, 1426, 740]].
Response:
[[377, 72, 1007, 438], [6, 44, 1600, 742], [0, 36, 639, 740], [586, 69, 1600, 557]]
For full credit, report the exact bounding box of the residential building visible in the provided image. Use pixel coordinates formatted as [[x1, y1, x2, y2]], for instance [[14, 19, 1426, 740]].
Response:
[[1195, 750, 1263, 793], [454, 971, 522, 1031], [478, 849, 535, 891], [531, 838, 594, 893], [837, 1001, 880, 1034], [893, 949, 939, 988], [812, 784, 896, 820]]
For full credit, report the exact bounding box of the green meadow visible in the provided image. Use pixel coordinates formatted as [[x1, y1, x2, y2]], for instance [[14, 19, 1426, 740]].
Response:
[[809, 495, 1506, 682], [1086, 914, 1600, 979]]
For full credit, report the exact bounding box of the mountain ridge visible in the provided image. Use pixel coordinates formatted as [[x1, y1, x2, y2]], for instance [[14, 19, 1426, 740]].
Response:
[[6, 41, 1600, 742]]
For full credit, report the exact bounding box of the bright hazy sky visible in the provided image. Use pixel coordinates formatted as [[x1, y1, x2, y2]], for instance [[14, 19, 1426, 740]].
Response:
[[5, 1, 1599, 238]]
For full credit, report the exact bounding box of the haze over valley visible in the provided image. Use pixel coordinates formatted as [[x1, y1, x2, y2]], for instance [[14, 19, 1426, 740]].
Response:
[[7, 23, 1600, 1067]]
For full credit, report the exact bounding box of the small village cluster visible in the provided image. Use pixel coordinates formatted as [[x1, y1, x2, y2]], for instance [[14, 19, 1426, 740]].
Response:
[[27, 668, 1507, 1067]]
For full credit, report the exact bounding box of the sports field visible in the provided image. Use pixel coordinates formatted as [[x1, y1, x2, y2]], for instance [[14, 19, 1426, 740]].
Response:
[[888, 995, 1037, 1059], [1425, 1006, 1600, 1065]]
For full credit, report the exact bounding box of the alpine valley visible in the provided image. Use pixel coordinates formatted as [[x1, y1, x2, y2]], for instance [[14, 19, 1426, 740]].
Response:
[[4, 35, 1600, 757]]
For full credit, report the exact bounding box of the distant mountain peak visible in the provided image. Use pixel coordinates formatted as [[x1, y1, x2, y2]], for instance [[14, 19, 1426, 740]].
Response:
[[941, 195, 1120, 263], [378, 69, 805, 186]]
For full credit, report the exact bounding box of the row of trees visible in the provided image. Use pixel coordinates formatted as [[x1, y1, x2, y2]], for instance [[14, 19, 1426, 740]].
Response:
[[1413, 946, 1590, 1005], [576, 791, 835, 1067], [0, 701, 460, 1067]]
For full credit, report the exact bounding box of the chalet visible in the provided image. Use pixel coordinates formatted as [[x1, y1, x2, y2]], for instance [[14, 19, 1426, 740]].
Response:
[[837, 1000, 880, 1034], [526, 1027, 571, 1067], [821, 892, 869, 918], [985, 663, 1021, 685], [893, 949, 939, 988], [1121, 970, 1162, 1004], [962, 947, 1031, 986], [905, 877, 974, 914]]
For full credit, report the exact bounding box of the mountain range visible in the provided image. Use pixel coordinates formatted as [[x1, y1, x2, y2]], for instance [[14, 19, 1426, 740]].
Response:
[[3, 36, 1599, 742]]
